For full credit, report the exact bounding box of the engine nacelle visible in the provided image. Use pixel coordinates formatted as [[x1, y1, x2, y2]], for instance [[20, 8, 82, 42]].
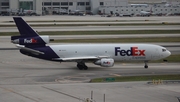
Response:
[[94, 58, 114, 67], [11, 36, 49, 45]]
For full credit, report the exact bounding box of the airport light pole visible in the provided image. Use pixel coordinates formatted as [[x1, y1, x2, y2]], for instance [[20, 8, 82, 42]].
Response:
[[91, 91, 93, 100], [103, 94, 105, 102]]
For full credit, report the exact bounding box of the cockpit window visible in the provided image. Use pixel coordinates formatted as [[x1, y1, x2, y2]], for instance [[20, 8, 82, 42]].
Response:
[[162, 49, 166, 52]]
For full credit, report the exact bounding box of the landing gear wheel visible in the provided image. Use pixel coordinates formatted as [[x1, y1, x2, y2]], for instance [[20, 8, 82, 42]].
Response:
[[144, 65, 148, 69], [77, 62, 88, 70], [77, 64, 83, 70], [83, 66, 88, 70], [144, 61, 148, 69]]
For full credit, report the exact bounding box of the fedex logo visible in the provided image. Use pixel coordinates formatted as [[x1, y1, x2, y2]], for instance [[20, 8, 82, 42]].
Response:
[[115, 47, 145, 56], [24, 38, 37, 43], [103, 61, 111, 64]]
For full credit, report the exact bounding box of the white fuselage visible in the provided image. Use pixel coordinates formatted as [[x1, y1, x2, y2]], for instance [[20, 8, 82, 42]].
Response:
[[49, 44, 171, 61]]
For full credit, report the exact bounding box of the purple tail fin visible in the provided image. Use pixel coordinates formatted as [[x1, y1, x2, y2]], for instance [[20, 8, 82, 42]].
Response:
[[13, 17, 38, 37], [11, 17, 49, 47]]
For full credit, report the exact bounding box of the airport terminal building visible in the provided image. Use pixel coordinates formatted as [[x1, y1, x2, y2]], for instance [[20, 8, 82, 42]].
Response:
[[0, 0, 180, 15]]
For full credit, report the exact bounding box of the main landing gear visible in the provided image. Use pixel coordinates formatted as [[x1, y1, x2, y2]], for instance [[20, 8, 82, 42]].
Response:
[[77, 62, 88, 70], [144, 61, 148, 69]]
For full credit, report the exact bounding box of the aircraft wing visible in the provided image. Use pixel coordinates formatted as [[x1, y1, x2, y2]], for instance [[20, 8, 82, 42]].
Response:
[[52, 56, 109, 61], [16, 44, 44, 55]]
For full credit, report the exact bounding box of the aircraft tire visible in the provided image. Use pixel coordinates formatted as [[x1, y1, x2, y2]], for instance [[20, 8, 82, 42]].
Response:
[[83, 66, 88, 70], [77, 64, 83, 70], [77, 62, 88, 70], [144, 65, 148, 69]]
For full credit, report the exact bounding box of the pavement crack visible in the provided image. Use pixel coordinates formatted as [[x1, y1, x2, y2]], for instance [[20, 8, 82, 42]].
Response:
[[0, 86, 39, 102], [42, 86, 84, 101]]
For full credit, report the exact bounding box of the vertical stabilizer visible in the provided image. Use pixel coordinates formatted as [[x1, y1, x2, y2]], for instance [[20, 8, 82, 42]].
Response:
[[11, 17, 49, 47], [13, 17, 39, 37]]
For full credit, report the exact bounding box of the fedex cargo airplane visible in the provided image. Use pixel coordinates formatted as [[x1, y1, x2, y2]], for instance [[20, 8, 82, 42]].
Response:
[[11, 17, 171, 70]]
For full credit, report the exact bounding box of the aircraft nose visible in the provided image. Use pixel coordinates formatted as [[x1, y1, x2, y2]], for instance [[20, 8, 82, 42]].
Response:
[[166, 50, 171, 57]]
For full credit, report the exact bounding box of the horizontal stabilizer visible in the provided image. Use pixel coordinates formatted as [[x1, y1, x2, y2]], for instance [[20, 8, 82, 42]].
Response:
[[16, 44, 44, 55]]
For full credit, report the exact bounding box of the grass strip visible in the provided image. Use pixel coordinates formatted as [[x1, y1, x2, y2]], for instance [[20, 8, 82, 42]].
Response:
[[53, 37, 180, 43], [0, 23, 180, 27], [1, 30, 180, 36], [90, 74, 180, 83]]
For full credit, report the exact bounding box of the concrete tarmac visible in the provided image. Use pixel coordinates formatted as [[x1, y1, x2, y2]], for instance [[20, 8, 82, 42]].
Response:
[[0, 49, 180, 102], [0, 15, 180, 23], [0, 16, 180, 102], [0, 82, 179, 102], [0, 42, 180, 102], [1, 34, 180, 39], [0, 21, 167, 25], [0, 25, 180, 32]]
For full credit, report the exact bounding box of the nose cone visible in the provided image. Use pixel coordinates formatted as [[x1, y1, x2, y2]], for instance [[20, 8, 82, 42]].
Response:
[[166, 50, 171, 57]]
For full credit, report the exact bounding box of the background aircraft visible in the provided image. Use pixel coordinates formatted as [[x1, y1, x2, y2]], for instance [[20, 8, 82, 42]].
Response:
[[140, 7, 153, 16], [140, 11, 151, 16]]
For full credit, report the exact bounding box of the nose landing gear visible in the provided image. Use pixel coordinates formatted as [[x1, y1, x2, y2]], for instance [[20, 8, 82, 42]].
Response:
[[144, 61, 148, 69]]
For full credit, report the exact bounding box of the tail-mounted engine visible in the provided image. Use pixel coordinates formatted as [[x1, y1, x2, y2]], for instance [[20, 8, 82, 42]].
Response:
[[94, 58, 114, 67], [11, 36, 50, 45]]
